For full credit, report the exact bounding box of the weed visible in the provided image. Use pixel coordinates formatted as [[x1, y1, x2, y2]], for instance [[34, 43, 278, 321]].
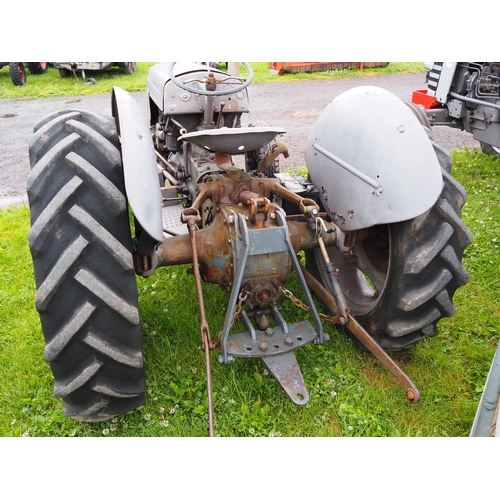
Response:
[[1, 115, 499, 438]]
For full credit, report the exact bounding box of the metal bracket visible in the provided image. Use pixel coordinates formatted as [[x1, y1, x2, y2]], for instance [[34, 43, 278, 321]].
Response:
[[217, 208, 326, 405], [262, 352, 309, 405]]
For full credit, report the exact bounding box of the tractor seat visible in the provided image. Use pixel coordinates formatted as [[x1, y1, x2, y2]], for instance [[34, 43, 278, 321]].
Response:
[[179, 126, 285, 155]]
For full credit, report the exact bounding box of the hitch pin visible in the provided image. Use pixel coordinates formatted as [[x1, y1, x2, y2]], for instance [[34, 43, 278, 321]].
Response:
[[315, 216, 333, 242]]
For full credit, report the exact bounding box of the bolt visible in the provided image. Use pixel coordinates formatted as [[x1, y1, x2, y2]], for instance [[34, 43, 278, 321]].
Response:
[[285, 336, 294, 346], [259, 342, 268, 351], [265, 328, 274, 336]]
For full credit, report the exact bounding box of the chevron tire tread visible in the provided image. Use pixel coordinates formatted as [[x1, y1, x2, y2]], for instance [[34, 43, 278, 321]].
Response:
[[27, 109, 145, 421], [306, 146, 472, 351]]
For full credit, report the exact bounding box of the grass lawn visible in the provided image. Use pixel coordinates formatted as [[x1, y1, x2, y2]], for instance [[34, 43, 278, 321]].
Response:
[[0, 62, 425, 99], [1, 147, 499, 438], [1, 61, 498, 439]]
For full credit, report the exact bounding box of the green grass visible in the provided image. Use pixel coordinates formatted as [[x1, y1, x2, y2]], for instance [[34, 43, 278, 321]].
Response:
[[1, 147, 499, 437], [0, 62, 425, 99], [0, 62, 158, 99]]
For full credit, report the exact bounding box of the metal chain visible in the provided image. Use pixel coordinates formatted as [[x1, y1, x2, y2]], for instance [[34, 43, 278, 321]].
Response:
[[232, 290, 249, 326], [216, 290, 249, 344], [280, 287, 341, 325]]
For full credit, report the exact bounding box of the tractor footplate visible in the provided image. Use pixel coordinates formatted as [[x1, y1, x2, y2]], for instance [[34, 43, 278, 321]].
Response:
[[162, 204, 188, 237]]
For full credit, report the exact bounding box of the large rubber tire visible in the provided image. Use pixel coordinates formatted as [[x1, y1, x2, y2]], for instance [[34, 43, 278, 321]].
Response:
[[27, 62, 48, 74], [480, 142, 500, 157], [58, 67, 71, 78], [120, 62, 136, 75], [306, 148, 473, 351], [27, 109, 145, 421], [9, 62, 26, 85]]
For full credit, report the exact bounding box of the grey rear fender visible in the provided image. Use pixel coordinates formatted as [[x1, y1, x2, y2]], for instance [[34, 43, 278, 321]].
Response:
[[305, 86, 443, 231], [111, 86, 164, 242]]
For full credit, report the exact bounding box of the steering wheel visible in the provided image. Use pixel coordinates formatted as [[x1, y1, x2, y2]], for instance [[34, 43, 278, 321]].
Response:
[[167, 62, 254, 97]]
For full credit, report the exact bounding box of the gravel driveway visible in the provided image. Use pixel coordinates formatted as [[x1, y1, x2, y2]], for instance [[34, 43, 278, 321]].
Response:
[[0, 72, 479, 208]]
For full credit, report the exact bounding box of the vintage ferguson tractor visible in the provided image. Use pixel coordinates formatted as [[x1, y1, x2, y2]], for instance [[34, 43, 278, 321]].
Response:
[[26, 62, 472, 434]]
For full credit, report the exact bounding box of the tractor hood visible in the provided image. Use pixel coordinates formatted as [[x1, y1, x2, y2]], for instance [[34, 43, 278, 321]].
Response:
[[147, 62, 250, 116]]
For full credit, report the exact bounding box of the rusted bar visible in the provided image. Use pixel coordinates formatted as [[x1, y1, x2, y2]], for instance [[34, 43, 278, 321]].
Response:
[[344, 313, 421, 403], [156, 214, 336, 270], [271, 182, 319, 212], [183, 210, 215, 436], [300, 264, 421, 403]]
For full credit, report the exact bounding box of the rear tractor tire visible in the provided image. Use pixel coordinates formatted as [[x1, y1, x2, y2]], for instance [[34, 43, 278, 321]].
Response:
[[58, 68, 71, 78], [306, 145, 473, 351], [9, 62, 26, 85], [27, 109, 145, 421]]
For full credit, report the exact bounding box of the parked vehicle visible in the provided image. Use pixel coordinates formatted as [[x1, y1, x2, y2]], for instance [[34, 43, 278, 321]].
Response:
[[26, 62, 472, 433], [0, 62, 47, 86], [54, 62, 136, 82], [412, 62, 500, 155]]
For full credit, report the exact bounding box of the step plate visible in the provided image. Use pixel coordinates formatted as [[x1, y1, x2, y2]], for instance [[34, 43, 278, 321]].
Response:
[[162, 204, 188, 237], [226, 321, 317, 357]]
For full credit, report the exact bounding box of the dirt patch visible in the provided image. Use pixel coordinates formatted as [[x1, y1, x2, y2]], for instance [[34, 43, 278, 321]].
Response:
[[280, 111, 321, 119]]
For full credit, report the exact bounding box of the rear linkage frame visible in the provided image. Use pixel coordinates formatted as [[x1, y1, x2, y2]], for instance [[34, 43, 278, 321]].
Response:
[[135, 137, 420, 436]]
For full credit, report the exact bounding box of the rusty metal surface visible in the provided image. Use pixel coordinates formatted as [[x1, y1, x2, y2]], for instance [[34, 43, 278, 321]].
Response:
[[268, 62, 389, 75], [301, 264, 421, 403], [345, 313, 421, 403], [262, 351, 310, 405], [185, 209, 215, 436]]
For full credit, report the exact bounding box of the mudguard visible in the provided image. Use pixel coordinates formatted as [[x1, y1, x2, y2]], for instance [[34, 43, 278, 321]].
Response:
[[111, 86, 164, 242], [305, 86, 443, 232]]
